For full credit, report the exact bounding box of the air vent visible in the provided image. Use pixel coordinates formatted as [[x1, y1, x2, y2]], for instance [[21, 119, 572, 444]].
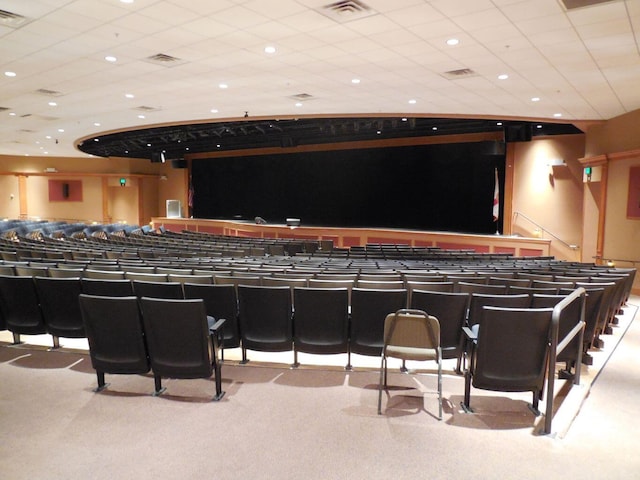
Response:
[[35, 88, 64, 97], [289, 93, 314, 101], [560, 0, 617, 10], [0, 107, 9, 112], [441, 68, 478, 80], [0, 9, 29, 28], [134, 105, 161, 112], [19, 129, 37, 133], [316, 0, 377, 23], [144, 53, 186, 67]]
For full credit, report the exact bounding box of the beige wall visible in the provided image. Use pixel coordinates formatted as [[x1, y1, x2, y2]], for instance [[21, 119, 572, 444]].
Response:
[[511, 135, 586, 261], [157, 163, 188, 218], [0, 154, 162, 225], [585, 109, 640, 156]]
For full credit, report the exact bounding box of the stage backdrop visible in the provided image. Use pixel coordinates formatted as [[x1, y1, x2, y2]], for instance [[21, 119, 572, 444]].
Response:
[[191, 141, 504, 234]]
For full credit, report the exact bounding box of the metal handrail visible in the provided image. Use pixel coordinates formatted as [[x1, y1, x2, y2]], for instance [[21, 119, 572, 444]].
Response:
[[512, 211, 579, 250]]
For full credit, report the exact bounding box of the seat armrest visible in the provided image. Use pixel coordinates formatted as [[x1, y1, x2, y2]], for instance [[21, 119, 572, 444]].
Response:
[[462, 326, 477, 341], [209, 318, 226, 334]]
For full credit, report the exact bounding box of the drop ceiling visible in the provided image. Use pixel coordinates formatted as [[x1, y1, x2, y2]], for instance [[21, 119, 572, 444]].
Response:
[[0, 0, 638, 159]]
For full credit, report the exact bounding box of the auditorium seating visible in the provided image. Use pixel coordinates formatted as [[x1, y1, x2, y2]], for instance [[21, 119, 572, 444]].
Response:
[[0, 219, 635, 378]]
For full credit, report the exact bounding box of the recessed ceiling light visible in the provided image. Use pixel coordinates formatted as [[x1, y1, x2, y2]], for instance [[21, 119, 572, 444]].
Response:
[[45, 135, 52, 139], [120, 0, 134, 4], [219, 83, 228, 89], [432, 127, 438, 131], [376, 130, 381, 135], [48, 101, 57, 107], [401, 118, 407, 122], [105, 55, 117, 62], [498, 74, 509, 80], [4, 71, 16, 77], [446, 38, 459, 46], [351, 78, 360, 84], [536, 125, 543, 129], [57, 128, 64, 133], [553, 113, 562, 118], [94, 122, 101, 126], [264, 46, 276, 54], [9, 112, 16, 116], [146, 143, 151, 147], [531, 97, 540, 102], [125, 93, 134, 99], [138, 114, 145, 119], [497, 122, 503, 126], [408, 99, 417, 104], [94, 138, 100, 141], [216, 144, 221, 148], [210, 108, 218, 113]]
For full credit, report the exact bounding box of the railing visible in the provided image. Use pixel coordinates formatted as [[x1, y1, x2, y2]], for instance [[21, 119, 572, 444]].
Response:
[[593, 256, 640, 267], [512, 211, 579, 259]]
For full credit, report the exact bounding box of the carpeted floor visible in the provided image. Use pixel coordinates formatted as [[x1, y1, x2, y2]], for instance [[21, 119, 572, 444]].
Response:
[[1, 298, 638, 479]]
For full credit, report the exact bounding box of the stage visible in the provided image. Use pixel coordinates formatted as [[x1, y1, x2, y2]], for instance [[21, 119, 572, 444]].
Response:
[[151, 217, 552, 259]]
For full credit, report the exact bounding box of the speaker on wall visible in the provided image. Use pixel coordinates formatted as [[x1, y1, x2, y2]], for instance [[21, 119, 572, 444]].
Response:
[[150, 151, 166, 163], [505, 124, 532, 142], [62, 183, 69, 198]]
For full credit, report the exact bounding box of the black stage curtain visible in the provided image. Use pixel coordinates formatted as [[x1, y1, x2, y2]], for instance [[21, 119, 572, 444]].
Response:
[[191, 141, 504, 234]]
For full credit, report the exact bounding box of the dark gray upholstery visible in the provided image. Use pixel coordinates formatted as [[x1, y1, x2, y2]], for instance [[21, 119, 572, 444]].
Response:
[[292, 287, 349, 367], [0, 274, 46, 344], [79, 294, 150, 391], [463, 306, 554, 415], [411, 289, 470, 371], [349, 288, 407, 359], [139, 297, 224, 400], [237, 285, 292, 363], [81, 278, 135, 297], [183, 283, 241, 354], [35, 276, 86, 347], [132, 280, 184, 299]]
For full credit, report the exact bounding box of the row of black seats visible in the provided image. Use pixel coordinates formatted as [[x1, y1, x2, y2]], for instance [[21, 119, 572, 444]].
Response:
[[0, 274, 600, 375]]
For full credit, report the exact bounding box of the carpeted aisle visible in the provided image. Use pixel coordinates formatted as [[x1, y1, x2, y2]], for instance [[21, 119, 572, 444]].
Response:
[[1, 299, 638, 479]]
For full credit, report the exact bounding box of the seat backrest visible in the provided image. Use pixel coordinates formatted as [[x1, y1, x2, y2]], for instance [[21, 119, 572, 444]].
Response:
[[84, 269, 126, 280], [132, 280, 184, 299], [456, 282, 507, 295], [183, 283, 240, 349], [168, 274, 213, 284], [125, 272, 169, 283], [349, 288, 407, 356], [410, 289, 469, 358], [237, 285, 293, 352], [139, 297, 212, 379], [35, 276, 86, 338], [473, 306, 554, 392], [356, 279, 405, 290], [79, 294, 149, 375], [0, 274, 46, 335], [467, 293, 531, 327], [47, 267, 84, 278], [81, 278, 134, 296], [383, 309, 440, 352], [293, 287, 349, 354]]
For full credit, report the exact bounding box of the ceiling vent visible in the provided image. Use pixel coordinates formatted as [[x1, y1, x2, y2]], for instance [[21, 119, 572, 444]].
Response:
[[35, 88, 64, 97], [0, 107, 9, 112], [560, 0, 617, 10], [0, 9, 29, 28], [315, 0, 377, 23], [144, 53, 186, 67], [289, 93, 314, 101], [441, 68, 479, 80]]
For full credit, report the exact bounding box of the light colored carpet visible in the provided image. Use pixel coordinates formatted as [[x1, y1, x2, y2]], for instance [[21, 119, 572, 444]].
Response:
[[0, 299, 638, 480]]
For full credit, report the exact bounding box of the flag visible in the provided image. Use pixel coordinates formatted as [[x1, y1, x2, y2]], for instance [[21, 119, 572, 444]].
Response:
[[187, 177, 194, 208], [492, 168, 499, 222]]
